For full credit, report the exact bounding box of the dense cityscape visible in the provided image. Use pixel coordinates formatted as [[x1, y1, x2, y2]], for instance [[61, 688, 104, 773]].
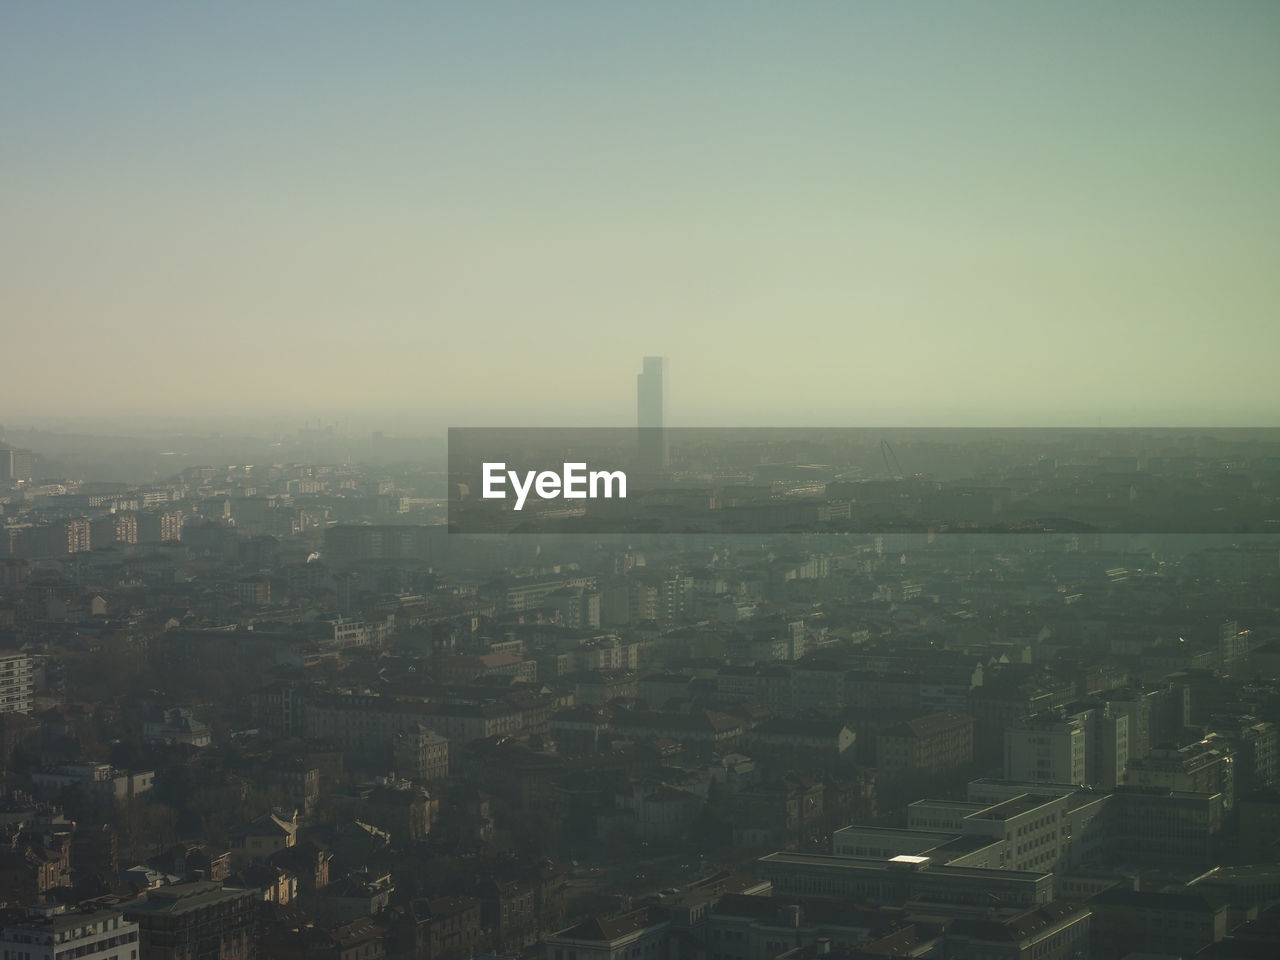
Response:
[[1, 359, 1278, 959], [6, 3, 1278, 958]]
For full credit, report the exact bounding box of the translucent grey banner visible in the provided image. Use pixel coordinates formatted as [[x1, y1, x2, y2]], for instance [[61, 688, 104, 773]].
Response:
[[447, 427, 1280, 534]]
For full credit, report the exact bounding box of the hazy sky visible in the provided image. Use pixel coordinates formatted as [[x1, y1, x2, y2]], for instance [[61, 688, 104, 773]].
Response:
[[3, 1, 1278, 432]]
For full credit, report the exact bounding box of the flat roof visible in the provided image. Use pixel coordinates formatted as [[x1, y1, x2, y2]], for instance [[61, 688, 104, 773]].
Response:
[[833, 826, 956, 842], [123, 883, 253, 916], [759, 851, 1051, 883], [930, 835, 1003, 855], [3, 910, 129, 935], [909, 799, 988, 809], [969, 778, 1081, 793], [967, 795, 1061, 821]]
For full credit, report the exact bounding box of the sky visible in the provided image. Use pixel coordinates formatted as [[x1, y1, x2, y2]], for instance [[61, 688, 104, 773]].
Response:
[[2, 1, 1278, 433]]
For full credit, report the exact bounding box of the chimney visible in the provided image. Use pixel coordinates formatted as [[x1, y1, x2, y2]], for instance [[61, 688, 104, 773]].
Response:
[[815, 938, 831, 955]]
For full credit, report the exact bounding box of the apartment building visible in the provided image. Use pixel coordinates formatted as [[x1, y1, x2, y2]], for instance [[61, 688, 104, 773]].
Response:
[[876, 711, 974, 776], [0, 906, 139, 960], [0, 651, 33, 715], [123, 881, 256, 960]]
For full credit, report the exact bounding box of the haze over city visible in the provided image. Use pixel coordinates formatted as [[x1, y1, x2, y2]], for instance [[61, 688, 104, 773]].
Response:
[[6, 7, 1280, 956], [4, 1, 1279, 432]]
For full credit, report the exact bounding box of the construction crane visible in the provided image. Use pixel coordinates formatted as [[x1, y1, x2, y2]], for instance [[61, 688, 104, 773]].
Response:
[[880, 439, 905, 480]]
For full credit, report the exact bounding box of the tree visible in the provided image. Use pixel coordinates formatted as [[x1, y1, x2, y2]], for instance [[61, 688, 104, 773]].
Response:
[[58, 782, 92, 822]]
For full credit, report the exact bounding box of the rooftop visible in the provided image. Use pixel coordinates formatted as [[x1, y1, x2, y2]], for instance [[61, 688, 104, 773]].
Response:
[[950, 901, 1089, 942], [3, 908, 129, 936], [550, 906, 667, 944], [124, 882, 254, 916], [760, 851, 1051, 883], [968, 795, 1060, 822]]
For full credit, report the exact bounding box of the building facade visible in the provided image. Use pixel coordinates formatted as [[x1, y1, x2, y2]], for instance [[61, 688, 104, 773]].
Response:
[[0, 907, 139, 960], [123, 881, 256, 960], [1004, 715, 1086, 785], [0, 652, 33, 715]]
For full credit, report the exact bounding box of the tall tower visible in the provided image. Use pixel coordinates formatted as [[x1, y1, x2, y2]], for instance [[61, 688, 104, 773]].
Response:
[[637, 356, 668, 471]]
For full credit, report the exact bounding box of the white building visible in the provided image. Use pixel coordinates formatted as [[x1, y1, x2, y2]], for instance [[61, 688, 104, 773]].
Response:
[[0, 906, 140, 960], [1004, 715, 1086, 785]]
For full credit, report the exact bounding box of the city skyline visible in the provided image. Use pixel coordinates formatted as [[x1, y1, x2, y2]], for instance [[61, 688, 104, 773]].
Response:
[[3, 4, 1280, 943], [3, 2, 1279, 430]]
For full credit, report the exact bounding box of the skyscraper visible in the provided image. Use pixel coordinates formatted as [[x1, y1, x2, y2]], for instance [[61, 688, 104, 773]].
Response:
[[637, 356, 668, 471], [0, 446, 33, 482]]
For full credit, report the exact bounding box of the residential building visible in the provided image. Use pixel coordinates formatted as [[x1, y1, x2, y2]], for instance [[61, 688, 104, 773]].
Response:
[[393, 725, 450, 782], [356, 782, 436, 843], [546, 906, 668, 960], [385, 896, 483, 960], [545, 586, 601, 630], [260, 916, 386, 960], [1125, 733, 1235, 809], [1217, 717, 1277, 794], [609, 709, 744, 752], [1090, 888, 1228, 958], [748, 717, 857, 769], [1004, 715, 1086, 785], [0, 651, 33, 715], [123, 881, 256, 960], [613, 781, 698, 842], [323, 870, 396, 924], [0, 834, 73, 904], [269, 840, 332, 893], [0, 906, 139, 960], [732, 776, 825, 851], [236, 575, 271, 607], [227, 811, 297, 867], [31, 761, 154, 803], [876, 711, 974, 777], [304, 693, 536, 751], [143, 707, 213, 748]]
